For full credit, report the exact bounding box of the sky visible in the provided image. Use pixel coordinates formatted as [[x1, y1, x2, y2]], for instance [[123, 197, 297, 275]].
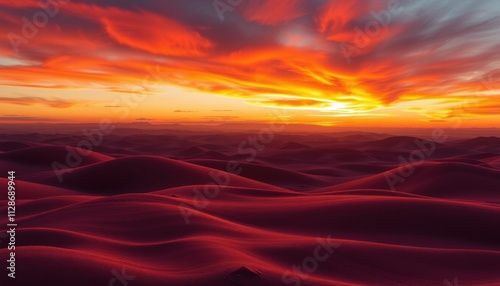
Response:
[[0, 0, 499, 128]]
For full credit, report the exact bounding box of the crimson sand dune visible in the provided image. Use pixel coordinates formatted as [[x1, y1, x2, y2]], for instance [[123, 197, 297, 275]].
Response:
[[1, 131, 500, 286]]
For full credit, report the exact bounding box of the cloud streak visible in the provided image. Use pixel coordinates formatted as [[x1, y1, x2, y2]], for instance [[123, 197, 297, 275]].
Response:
[[0, 96, 78, 108], [0, 0, 499, 125]]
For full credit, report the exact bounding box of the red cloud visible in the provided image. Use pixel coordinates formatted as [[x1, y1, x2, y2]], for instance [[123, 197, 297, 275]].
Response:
[[0, 0, 498, 125], [100, 8, 213, 57], [242, 0, 309, 26]]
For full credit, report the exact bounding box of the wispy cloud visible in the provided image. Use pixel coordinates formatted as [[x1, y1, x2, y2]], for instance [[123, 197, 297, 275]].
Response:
[[0, 0, 498, 124], [174, 110, 196, 113], [0, 96, 78, 108], [0, 115, 56, 121]]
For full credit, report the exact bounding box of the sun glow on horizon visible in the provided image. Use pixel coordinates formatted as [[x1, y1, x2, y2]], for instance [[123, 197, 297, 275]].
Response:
[[0, 0, 499, 127]]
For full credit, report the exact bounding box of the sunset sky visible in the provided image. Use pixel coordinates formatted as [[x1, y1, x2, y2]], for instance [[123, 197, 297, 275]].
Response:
[[0, 0, 499, 127]]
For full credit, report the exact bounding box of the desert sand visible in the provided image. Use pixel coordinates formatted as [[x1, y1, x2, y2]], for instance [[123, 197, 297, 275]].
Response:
[[1, 130, 499, 285]]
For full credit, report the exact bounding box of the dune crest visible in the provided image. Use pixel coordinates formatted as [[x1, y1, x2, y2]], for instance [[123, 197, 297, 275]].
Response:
[[1, 132, 499, 285]]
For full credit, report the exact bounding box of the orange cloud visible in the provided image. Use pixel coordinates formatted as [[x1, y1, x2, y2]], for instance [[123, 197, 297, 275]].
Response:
[[0, 96, 78, 108], [0, 0, 499, 127], [250, 98, 334, 108], [100, 8, 213, 57]]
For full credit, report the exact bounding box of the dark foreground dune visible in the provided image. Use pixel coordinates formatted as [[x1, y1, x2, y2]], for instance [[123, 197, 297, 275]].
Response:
[[1, 131, 500, 286]]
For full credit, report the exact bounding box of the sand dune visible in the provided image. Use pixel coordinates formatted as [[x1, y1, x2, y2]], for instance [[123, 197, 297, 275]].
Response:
[[275, 141, 312, 150], [319, 162, 500, 201], [0, 145, 113, 166], [176, 146, 208, 157], [2, 191, 500, 285], [0, 132, 499, 285], [452, 136, 500, 147], [266, 148, 377, 163], [187, 159, 332, 190], [451, 137, 500, 153], [0, 141, 35, 151], [361, 136, 438, 150], [25, 155, 285, 194]]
